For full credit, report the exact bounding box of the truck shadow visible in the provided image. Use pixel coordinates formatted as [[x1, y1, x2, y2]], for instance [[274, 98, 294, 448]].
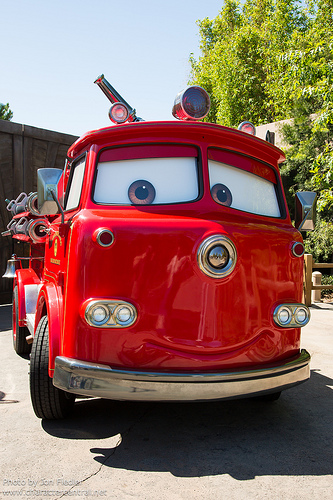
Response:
[[42, 369, 333, 480]]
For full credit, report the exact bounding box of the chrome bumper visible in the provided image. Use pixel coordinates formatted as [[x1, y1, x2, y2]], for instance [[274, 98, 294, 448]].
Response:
[[53, 350, 310, 402]]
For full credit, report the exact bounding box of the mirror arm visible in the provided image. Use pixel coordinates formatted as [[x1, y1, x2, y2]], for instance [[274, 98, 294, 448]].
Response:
[[50, 190, 65, 224]]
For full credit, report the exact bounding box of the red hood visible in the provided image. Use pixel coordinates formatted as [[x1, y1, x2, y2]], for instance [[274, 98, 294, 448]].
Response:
[[62, 209, 303, 369]]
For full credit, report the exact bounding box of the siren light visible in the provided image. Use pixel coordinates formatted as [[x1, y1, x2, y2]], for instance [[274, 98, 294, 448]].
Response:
[[172, 86, 211, 121], [109, 102, 130, 124], [95, 74, 143, 124], [238, 121, 256, 136]]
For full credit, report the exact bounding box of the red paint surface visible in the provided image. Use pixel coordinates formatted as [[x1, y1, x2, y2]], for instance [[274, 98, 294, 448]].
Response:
[[14, 121, 305, 375]]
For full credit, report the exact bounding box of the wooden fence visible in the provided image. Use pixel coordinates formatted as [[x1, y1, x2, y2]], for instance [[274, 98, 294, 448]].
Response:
[[0, 119, 78, 303], [304, 253, 333, 306]]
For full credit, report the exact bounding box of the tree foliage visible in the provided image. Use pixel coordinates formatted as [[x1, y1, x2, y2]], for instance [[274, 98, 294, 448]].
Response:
[[190, 0, 333, 259], [304, 217, 333, 261], [280, 98, 333, 221], [278, 0, 333, 221], [189, 0, 310, 127], [0, 102, 13, 121]]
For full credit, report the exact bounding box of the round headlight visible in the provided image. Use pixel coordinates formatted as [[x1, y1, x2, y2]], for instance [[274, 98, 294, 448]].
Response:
[[207, 245, 229, 269], [295, 307, 309, 325], [115, 305, 135, 326], [277, 307, 292, 325], [197, 235, 237, 278], [90, 305, 110, 325]]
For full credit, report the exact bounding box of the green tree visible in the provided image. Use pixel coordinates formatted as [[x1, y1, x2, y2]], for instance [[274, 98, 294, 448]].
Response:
[[304, 217, 333, 262], [278, 0, 333, 219], [189, 0, 308, 127], [0, 102, 13, 121], [280, 98, 333, 219], [190, 0, 333, 260]]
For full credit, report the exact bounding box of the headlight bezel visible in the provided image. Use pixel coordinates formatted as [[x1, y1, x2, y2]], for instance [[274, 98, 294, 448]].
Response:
[[197, 234, 237, 279], [273, 304, 310, 328], [85, 300, 137, 328]]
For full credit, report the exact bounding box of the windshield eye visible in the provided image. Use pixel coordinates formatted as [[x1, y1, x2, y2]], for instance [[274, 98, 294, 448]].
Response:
[[128, 180, 156, 205], [211, 183, 232, 206]]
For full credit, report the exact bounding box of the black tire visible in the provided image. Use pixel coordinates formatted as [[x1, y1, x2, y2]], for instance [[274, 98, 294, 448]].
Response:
[[12, 286, 31, 355], [30, 315, 75, 419]]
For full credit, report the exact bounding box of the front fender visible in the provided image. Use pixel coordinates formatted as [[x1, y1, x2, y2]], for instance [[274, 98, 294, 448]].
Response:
[[35, 282, 64, 377], [15, 269, 41, 327]]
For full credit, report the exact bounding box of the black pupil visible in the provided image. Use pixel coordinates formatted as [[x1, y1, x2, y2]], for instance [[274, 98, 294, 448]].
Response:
[[135, 186, 149, 200], [217, 189, 228, 203]]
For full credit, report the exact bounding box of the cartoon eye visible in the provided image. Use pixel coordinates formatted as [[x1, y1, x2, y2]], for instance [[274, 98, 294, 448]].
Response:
[[211, 183, 232, 207], [128, 180, 156, 205]]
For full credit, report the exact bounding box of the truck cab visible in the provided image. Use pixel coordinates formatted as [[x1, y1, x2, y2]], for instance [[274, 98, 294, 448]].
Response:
[[3, 77, 314, 419]]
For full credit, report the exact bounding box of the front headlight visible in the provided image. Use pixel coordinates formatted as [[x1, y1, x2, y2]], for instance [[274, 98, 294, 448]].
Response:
[[273, 304, 310, 328], [197, 235, 237, 278], [85, 300, 137, 328], [89, 304, 110, 326], [114, 305, 135, 326]]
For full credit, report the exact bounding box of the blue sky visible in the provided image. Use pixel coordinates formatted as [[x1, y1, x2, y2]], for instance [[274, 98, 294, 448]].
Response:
[[0, 0, 224, 137]]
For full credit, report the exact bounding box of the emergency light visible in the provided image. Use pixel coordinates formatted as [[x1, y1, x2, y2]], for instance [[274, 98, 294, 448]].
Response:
[[109, 102, 130, 124], [95, 75, 211, 123], [238, 121, 256, 135], [95, 74, 141, 123], [172, 86, 211, 121]]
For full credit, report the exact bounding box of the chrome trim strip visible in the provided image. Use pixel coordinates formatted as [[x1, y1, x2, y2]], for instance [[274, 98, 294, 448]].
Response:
[[53, 350, 310, 402]]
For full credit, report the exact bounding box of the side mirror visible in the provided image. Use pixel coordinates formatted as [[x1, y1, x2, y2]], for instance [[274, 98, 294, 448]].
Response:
[[295, 191, 317, 231], [37, 168, 64, 215]]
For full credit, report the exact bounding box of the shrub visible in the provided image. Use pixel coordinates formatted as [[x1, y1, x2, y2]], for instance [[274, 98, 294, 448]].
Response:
[[304, 219, 333, 262]]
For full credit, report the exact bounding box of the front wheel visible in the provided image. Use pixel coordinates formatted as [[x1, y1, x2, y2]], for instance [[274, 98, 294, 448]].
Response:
[[30, 315, 75, 419]]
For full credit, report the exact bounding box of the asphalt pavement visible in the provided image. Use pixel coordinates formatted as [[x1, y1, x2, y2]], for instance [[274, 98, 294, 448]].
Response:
[[0, 301, 333, 500]]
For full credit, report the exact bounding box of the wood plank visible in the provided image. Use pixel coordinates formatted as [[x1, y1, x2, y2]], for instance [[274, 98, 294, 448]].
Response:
[[13, 134, 24, 195], [0, 120, 22, 135], [23, 137, 34, 194], [23, 124, 78, 144], [0, 119, 78, 144], [304, 254, 313, 307], [55, 144, 70, 169], [313, 263, 333, 269], [45, 142, 59, 169], [0, 169, 11, 231], [0, 133, 14, 199], [0, 122, 78, 303], [32, 138, 47, 173]]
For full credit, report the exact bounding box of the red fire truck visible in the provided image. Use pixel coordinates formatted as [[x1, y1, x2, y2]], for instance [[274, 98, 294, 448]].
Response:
[[2, 75, 316, 419]]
